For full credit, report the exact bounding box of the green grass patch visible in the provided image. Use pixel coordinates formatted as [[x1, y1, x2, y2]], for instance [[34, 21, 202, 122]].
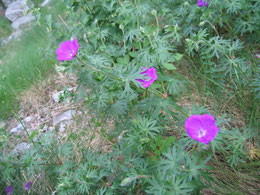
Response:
[[0, 15, 12, 41], [0, 0, 66, 119]]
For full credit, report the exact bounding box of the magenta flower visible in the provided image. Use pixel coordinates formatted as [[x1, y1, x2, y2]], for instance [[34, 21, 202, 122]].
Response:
[[185, 114, 219, 145], [56, 38, 79, 61], [197, 0, 209, 7], [256, 54, 259, 59], [136, 67, 157, 88], [5, 186, 13, 194], [25, 181, 32, 190]]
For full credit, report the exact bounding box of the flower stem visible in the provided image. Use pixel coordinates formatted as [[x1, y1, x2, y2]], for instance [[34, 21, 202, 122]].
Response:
[[75, 56, 164, 97], [11, 110, 35, 146]]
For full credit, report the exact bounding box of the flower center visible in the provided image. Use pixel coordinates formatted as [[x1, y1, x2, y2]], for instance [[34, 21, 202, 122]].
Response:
[[198, 129, 206, 138]]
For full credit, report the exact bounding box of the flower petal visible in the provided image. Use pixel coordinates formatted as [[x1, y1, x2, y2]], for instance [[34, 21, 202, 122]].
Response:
[[185, 115, 202, 139], [56, 39, 79, 61], [185, 114, 219, 144], [136, 67, 157, 88]]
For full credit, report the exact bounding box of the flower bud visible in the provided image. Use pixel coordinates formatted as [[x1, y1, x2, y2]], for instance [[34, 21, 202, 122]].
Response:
[[152, 9, 157, 15], [199, 21, 205, 26], [184, 2, 189, 6], [140, 26, 145, 33], [121, 177, 136, 187]]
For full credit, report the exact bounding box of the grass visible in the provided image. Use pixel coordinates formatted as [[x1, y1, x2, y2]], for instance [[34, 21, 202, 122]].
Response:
[[175, 56, 260, 194], [0, 0, 66, 119], [0, 15, 12, 42]]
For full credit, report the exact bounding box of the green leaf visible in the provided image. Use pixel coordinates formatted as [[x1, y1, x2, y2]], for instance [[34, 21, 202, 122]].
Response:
[[30, 130, 36, 140], [117, 55, 129, 64], [129, 52, 138, 58], [173, 53, 183, 61], [150, 82, 161, 89], [163, 63, 176, 70]]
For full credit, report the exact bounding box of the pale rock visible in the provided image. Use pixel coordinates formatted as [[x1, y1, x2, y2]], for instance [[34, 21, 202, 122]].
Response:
[[24, 116, 32, 123], [10, 123, 24, 134], [52, 87, 74, 103], [42, 125, 48, 132], [13, 142, 32, 155], [2, 0, 17, 7], [52, 110, 76, 126], [11, 12, 34, 30], [59, 121, 72, 132], [49, 126, 55, 131], [5, 0, 30, 22]]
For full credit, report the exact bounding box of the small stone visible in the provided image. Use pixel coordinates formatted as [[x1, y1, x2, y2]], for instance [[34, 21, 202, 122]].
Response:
[[42, 125, 48, 132], [24, 116, 32, 123], [59, 122, 66, 132], [2, 0, 17, 7], [13, 142, 33, 155], [9, 123, 24, 134], [5, 0, 30, 22], [11, 13, 34, 30], [52, 87, 74, 103], [59, 121, 72, 132], [52, 110, 76, 126], [49, 126, 55, 132]]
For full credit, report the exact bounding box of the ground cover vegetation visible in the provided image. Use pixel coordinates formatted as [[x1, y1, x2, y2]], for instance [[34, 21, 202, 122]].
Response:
[[0, 0, 66, 118], [1, 0, 260, 194]]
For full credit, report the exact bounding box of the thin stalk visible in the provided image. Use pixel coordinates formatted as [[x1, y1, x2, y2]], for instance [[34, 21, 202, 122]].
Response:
[[75, 56, 164, 97], [12, 111, 35, 145], [147, 34, 154, 49], [161, 81, 166, 95], [134, 0, 140, 29]]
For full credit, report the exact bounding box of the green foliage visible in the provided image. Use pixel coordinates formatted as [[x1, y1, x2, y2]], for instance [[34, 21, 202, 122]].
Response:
[[1, 0, 259, 194], [0, 16, 12, 42]]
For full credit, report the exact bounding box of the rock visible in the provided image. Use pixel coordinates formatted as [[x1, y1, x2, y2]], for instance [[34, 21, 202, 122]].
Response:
[[59, 121, 72, 132], [24, 116, 32, 123], [5, 0, 30, 22], [52, 110, 76, 126], [13, 142, 32, 155], [59, 122, 66, 132], [52, 87, 74, 103], [11, 12, 34, 30], [41, 125, 48, 132], [2, 0, 17, 7], [41, 0, 52, 7], [10, 123, 24, 134], [9, 117, 32, 135]]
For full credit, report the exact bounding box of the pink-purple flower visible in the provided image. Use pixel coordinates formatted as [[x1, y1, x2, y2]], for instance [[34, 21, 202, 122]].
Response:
[[56, 38, 79, 61], [5, 186, 13, 194], [256, 54, 259, 59], [136, 67, 157, 88], [197, 0, 209, 7], [25, 181, 32, 190], [185, 114, 219, 145]]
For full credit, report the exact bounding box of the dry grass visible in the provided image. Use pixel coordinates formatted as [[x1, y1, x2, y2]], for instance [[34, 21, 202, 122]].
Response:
[[4, 70, 114, 193], [7, 70, 113, 153]]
